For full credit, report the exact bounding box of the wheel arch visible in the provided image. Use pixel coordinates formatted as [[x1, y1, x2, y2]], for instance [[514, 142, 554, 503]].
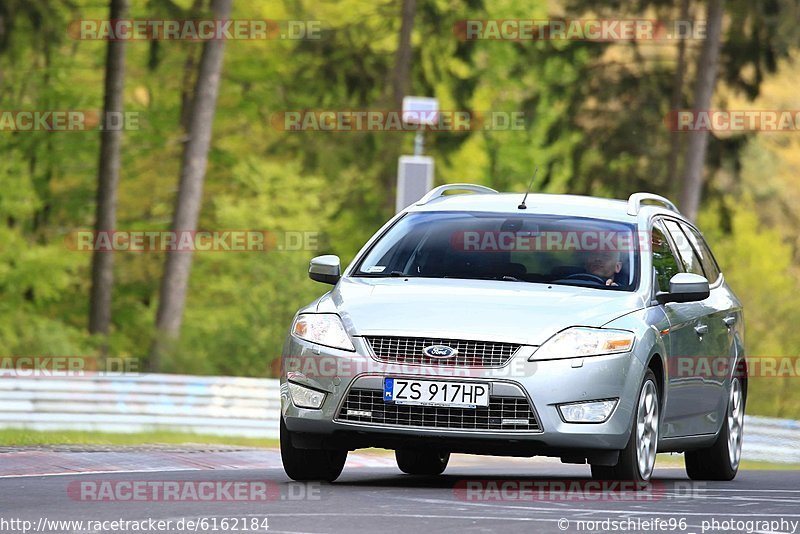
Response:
[[646, 352, 666, 410]]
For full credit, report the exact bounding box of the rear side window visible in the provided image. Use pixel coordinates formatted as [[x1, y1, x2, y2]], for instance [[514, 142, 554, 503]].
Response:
[[682, 224, 722, 283], [663, 220, 706, 278], [651, 223, 681, 293]]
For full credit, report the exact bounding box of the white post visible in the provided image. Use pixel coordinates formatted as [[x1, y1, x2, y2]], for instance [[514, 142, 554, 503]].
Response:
[[396, 155, 434, 213], [397, 96, 438, 212]]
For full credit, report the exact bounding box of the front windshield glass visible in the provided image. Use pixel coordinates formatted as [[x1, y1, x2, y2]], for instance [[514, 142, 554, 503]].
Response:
[[354, 211, 639, 291]]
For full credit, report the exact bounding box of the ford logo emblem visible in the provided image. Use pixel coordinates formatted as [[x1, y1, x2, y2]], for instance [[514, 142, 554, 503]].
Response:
[[422, 345, 458, 359]]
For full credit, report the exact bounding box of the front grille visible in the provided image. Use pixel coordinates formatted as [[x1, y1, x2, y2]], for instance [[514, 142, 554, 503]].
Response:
[[337, 388, 540, 431], [365, 336, 520, 367]]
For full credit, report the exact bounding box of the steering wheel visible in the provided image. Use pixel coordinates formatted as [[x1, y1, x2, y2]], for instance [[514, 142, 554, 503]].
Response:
[[563, 272, 608, 286]]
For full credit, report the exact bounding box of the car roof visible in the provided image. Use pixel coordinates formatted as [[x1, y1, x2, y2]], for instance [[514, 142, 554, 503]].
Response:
[[405, 192, 686, 225]]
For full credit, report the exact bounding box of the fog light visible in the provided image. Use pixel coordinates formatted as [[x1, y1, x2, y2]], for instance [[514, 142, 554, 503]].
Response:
[[558, 399, 618, 423], [288, 382, 326, 409]]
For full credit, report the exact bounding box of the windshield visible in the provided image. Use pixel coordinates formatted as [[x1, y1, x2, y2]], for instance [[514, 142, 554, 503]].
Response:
[[354, 211, 639, 291]]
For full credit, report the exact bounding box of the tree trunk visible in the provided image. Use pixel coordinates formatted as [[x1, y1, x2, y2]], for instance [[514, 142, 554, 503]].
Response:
[[150, 0, 232, 371], [666, 0, 689, 195], [89, 0, 129, 342], [678, 0, 725, 221], [180, 0, 206, 130], [384, 0, 416, 211], [392, 0, 416, 111]]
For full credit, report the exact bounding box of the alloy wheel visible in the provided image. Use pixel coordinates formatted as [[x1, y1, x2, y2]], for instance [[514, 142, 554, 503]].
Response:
[[727, 378, 744, 470], [636, 380, 659, 480]]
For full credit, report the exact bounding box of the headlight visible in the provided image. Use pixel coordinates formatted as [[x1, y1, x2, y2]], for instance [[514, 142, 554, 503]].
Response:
[[530, 327, 634, 361], [288, 382, 326, 409], [292, 313, 355, 351], [559, 399, 618, 423]]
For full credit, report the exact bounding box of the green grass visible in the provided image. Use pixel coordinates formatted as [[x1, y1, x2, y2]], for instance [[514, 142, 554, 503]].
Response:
[[739, 460, 800, 470], [0, 428, 278, 448], [656, 453, 800, 470]]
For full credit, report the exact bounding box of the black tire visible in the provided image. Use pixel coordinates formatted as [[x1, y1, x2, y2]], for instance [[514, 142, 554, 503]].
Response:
[[395, 449, 450, 475], [280, 418, 347, 482], [685, 376, 745, 481], [591, 369, 660, 482]]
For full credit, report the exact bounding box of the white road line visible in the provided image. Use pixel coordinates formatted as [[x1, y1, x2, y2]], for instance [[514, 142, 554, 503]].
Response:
[[0, 454, 394, 478], [703, 488, 800, 493], [263, 512, 555, 522], [400, 492, 800, 506], [392, 496, 800, 518], [0, 466, 204, 479]]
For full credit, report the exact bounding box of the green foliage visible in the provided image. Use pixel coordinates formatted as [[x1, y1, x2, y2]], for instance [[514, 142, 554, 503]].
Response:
[[165, 159, 333, 375], [0, 0, 798, 424], [699, 200, 800, 417]]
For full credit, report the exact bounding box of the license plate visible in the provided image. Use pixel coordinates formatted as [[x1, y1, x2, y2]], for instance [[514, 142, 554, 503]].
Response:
[[383, 378, 490, 408]]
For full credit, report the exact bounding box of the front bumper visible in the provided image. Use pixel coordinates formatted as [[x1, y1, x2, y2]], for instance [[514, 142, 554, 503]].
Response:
[[280, 335, 645, 457]]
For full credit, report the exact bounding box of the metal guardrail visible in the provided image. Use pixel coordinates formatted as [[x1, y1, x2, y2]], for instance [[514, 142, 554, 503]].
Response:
[[742, 415, 800, 464], [0, 372, 798, 463], [0, 372, 281, 439]]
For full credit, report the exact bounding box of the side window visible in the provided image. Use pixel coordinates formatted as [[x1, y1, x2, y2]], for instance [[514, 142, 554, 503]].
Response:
[[651, 223, 681, 293], [682, 224, 722, 283], [663, 220, 706, 278]]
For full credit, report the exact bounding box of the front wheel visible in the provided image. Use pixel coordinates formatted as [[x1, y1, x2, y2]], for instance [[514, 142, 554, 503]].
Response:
[[395, 449, 450, 475], [280, 418, 347, 482], [685, 376, 745, 481], [592, 369, 660, 482]]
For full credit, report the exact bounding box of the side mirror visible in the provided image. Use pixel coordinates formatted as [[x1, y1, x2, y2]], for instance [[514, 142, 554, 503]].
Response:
[[656, 273, 710, 304], [309, 255, 341, 285]]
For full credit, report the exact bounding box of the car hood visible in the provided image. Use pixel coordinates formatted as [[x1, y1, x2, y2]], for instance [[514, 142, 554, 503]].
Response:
[[315, 277, 644, 346]]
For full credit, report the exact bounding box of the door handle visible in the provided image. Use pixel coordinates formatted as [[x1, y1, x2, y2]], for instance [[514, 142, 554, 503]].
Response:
[[694, 324, 708, 336], [723, 316, 737, 328]]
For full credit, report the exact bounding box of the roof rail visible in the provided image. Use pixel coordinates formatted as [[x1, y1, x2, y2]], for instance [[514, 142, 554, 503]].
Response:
[[626, 192, 680, 216], [416, 183, 498, 205]]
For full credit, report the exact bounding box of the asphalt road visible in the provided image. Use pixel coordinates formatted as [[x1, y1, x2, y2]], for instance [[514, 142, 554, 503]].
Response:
[[1, 455, 799, 534]]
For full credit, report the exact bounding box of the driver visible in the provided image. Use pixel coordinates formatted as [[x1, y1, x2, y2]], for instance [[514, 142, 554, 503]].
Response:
[[585, 250, 622, 286]]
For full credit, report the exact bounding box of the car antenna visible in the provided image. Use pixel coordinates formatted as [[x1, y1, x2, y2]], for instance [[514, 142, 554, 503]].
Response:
[[517, 166, 538, 210]]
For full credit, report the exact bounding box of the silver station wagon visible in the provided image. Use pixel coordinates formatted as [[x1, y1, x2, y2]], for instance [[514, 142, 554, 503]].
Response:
[[280, 185, 746, 483]]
